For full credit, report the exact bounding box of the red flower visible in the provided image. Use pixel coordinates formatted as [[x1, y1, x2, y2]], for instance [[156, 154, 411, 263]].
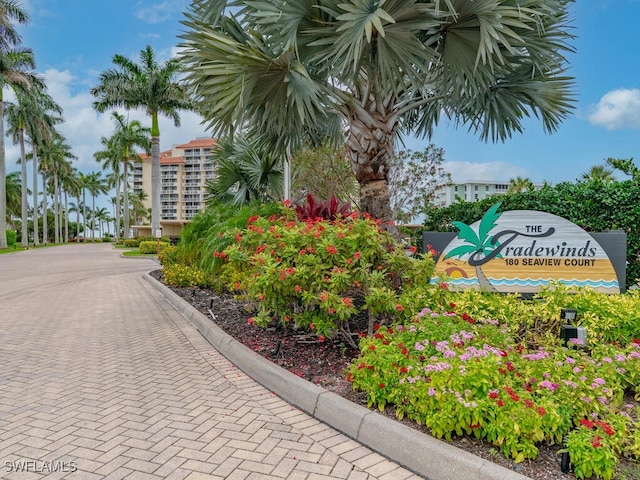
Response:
[[299, 249, 307, 255], [591, 435, 602, 448], [234, 282, 241, 290], [248, 215, 259, 224], [358, 362, 366, 370], [408, 246, 417, 255], [395, 304, 404, 312], [439, 282, 448, 289], [537, 407, 546, 416], [523, 399, 534, 409], [328, 308, 335, 315], [506, 362, 515, 372], [310, 323, 315, 330], [581, 419, 595, 429], [496, 399, 505, 407], [510, 394, 520, 402], [258, 294, 265, 302], [368, 345, 376, 351], [374, 333, 384, 340], [488, 392, 499, 399], [596, 421, 615, 436], [354, 251, 361, 260], [373, 324, 381, 331], [326, 245, 337, 255], [235, 233, 242, 242], [295, 285, 303, 293], [378, 383, 385, 389], [318, 335, 325, 343], [342, 297, 353, 307], [283, 199, 291, 207], [449, 302, 456, 309], [248, 317, 254, 324], [400, 366, 408, 374]]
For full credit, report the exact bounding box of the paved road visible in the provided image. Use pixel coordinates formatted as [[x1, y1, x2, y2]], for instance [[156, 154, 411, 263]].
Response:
[[0, 244, 421, 480]]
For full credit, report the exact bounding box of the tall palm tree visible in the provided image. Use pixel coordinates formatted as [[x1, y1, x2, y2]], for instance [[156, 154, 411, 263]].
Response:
[[6, 84, 60, 246], [91, 45, 191, 235], [0, 4, 37, 248], [95, 137, 122, 240], [84, 171, 108, 240], [39, 135, 76, 243], [181, 0, 575, 228], [507, 177, 534, 194], [95, 112, 151, 240]]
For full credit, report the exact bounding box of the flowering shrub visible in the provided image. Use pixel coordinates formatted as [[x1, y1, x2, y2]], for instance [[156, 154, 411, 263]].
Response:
[[294, 193, 352, 221], [218, 211, 436, 345], [348, 304, 640, 473], [162, 263, 211, 288], [139, 241, 170, 254]]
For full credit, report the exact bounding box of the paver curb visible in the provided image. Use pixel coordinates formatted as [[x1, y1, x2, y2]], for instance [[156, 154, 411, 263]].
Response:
[[144, 273, 530, 480]]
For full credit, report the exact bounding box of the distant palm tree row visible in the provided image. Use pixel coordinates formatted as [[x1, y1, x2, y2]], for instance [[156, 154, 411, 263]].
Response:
[[0, 1, 183, 248]]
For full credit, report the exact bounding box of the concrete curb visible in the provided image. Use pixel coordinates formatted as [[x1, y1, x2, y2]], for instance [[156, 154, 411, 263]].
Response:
[[144, 273, 530, 480]]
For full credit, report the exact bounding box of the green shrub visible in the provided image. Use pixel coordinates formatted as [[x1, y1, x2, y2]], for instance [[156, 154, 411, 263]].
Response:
[[123, 238, 141, 248], [163, 263, 211, 287], [139, 241, 169, 254], [158, 245, 178, 266], [5, 230, 16, 246]]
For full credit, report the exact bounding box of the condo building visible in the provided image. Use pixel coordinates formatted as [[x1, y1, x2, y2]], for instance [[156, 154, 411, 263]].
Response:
[[132, 137, 216, 237]]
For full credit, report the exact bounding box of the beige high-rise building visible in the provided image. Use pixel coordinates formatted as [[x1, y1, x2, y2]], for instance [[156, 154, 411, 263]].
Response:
[[132, 138, 216, 237]]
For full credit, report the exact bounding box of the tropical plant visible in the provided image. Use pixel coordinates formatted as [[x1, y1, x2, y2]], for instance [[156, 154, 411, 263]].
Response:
[[4, 171, 20, 222], [95, 112, 151, 240], [507, 177, 535, 194], [180, 0, 575, 231], [20, 88, 64, 245], [205, 135, 283, 206], [38, 135, 76, 243], [91, 45, 191, 234], [83, 171, 108, 240], [294, 193, 352, 222], [581, 164, 615, 183], [0, 1, 38, 248]]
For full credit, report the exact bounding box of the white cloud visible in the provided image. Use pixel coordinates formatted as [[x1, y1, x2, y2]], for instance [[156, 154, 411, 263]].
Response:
[[135, 1, 184, 24], [443, 161, 529, 183], [588, 88, 640, 130]]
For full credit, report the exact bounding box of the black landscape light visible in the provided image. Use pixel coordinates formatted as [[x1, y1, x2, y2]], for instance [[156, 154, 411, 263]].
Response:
[[559, 309, 586, 347]]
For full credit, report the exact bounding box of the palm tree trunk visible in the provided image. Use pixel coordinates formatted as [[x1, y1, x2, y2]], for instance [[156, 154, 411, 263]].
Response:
[[345, 101, 397, 234], [76, 193, 81, 240], [32, 146, 39, 246], [82, 191, 87, 242], [115, 176, 121, 242], [91, 194, 96, 240], [53, 170, 59, 244], [19, 128, 28, 247], [0, 97, 7, 249], [151, 134, 160, 234], [42, 172, 48, 244], [64, 191, 69, 243], [123, 159, 130, 240], [475, 265, 497, 292]]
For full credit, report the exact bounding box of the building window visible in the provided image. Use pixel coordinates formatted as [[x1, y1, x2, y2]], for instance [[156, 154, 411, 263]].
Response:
[[475, 185, 478, 191], [486, 186, 489, 191]]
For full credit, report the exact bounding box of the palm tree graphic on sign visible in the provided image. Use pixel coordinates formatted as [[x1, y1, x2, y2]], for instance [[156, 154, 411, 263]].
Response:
[[444, 203, 503, 291]]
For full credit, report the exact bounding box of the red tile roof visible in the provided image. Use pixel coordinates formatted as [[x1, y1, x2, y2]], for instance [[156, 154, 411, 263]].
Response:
[[174, 138, 216, 149]]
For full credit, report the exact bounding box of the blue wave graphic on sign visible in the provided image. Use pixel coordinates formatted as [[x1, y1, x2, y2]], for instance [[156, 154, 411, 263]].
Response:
[[432, 277, 620, 289]]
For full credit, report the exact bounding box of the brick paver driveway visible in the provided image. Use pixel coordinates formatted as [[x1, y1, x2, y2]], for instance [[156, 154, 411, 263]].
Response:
[[0, 244, 421, 480]]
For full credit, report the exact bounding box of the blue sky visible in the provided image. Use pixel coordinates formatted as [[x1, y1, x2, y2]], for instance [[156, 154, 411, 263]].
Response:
[[7, 1, 640, 190]]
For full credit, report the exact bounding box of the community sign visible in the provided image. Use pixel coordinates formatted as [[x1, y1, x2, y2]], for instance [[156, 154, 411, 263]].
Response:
[[433, 203, 621, 294]]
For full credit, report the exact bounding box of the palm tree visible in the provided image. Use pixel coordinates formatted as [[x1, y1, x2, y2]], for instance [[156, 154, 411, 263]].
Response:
[[205, 135, 283, 207], [96, 112, 151, 240], [6, 84, 60, 246], [130, 189, 150, 225], [84, 171, 108, 240], [4, 171, 20, 222], [91, 45, 191, 235], [507, 177, 534, 194], [94, 207, 110, 238], [39, 135, 76, 243], [0, 3, 37, 248], [180, 1, 575, 228], [581, 164, 615, 183]]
